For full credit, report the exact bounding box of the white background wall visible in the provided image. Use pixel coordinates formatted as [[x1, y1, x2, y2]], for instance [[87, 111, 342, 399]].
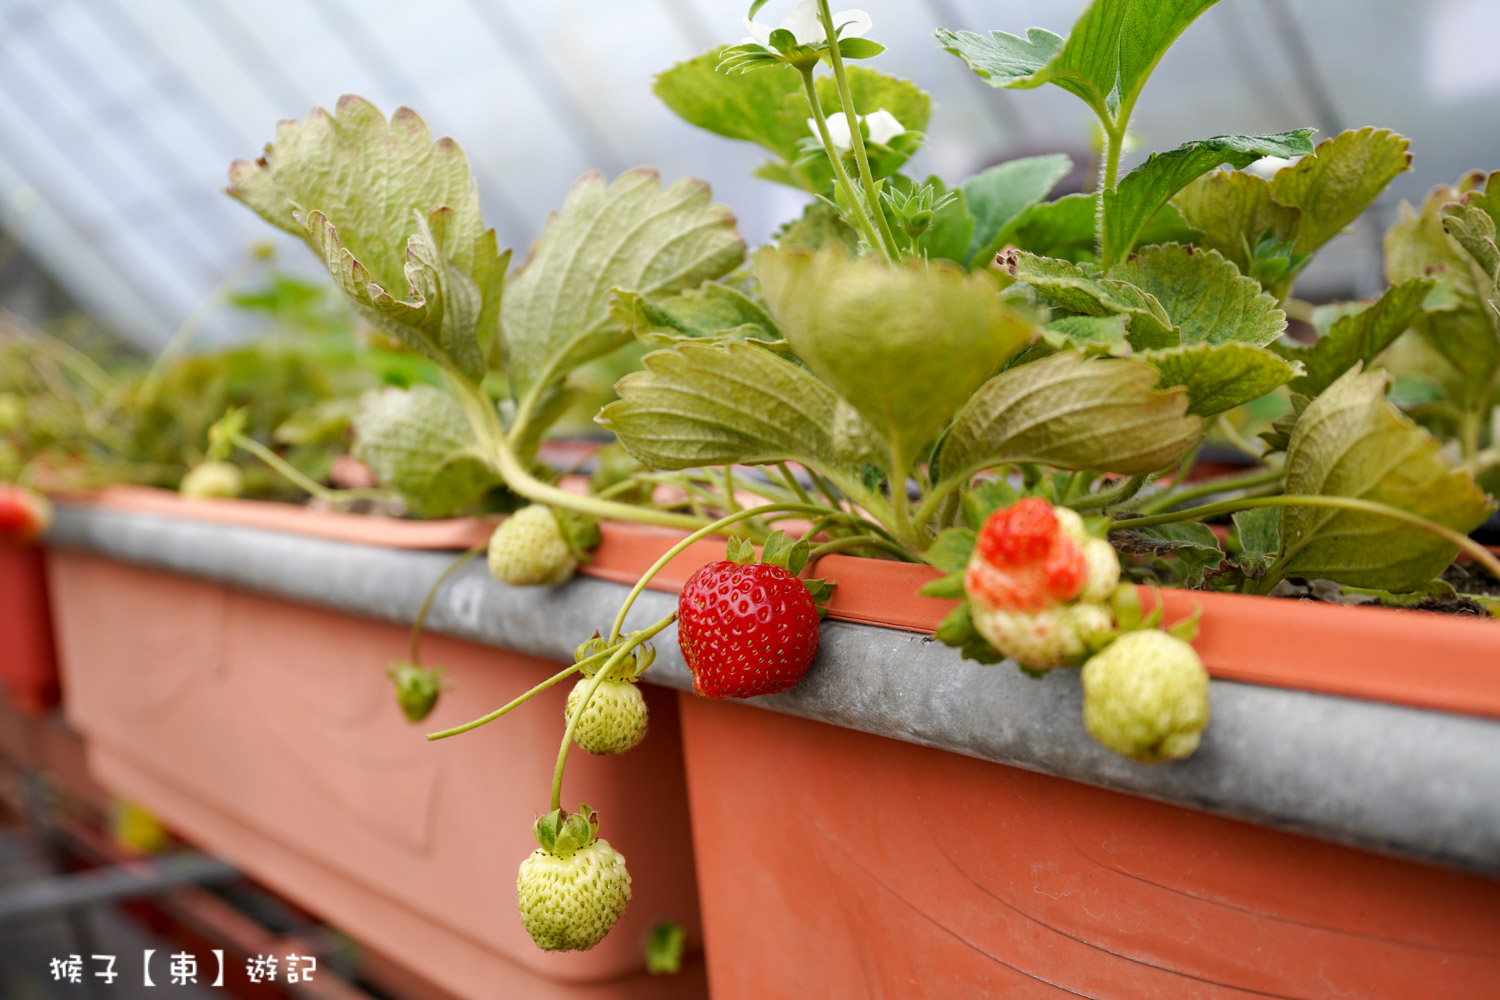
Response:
[[0, 0, 1495, 349]]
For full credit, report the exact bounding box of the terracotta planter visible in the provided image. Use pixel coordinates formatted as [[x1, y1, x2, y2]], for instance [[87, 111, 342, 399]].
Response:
[[678, 695, 1500, 998], [46, 550, 707, 999], [0, 541, 60, 715]]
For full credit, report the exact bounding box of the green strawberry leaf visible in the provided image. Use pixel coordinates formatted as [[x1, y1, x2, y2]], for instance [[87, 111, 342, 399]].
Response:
[[598, 341, 851, 473], [611, 283, 782, 347], [1386, 172, 1500, 402], [1147, 342, 1300, 417], [1270, 128, 1412, 257], [227, 96, 509, 383], [925, 525, 978, 575], [933, 351, 1202, 484], [654, 50, 807, 168], [1231, 506, 1280, 576], [1001, 251, 1175, 348], [1273, 277, 1433, 398], [1040, 314, 1133, 355], [1107, 244, 1287, 347], [756, 247, 1032, 472], [960, 154, 1073, 266], [645, 922, 686, 976], [1273, 366, 1494, 590], [935, 0, 1222, 126], [1102, 130, 1316, 268], [351, 385, 502, 518], [501, 169, 744, 439], [1113, 521, 1224, 584], [994, 193, 1199, 263]]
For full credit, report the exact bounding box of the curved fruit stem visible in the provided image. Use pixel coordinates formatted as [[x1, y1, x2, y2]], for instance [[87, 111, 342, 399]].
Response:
[[550, 613, 677, 811], [605, 502, 849, 644], [230, 432, 399, 506], [425, 660, 587, 741], [409, 545, 484, 665]]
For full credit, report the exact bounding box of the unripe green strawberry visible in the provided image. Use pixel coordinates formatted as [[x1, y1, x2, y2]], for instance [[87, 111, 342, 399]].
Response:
[[488, 505, 577, 586], [387, 661, 444, 723], [566, 677, 648, 755], [180, 461, 243, 499], [517, 805, 632, 952], [971, 601, 1112, 670], [1079, 537, 1121, 604], [1082, 630, 1210, 763], [0, 392, 23, 433]]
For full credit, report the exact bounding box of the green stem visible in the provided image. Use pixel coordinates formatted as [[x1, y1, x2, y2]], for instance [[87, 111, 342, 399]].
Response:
[[549, 615, 676, 811], [815, 0, 899, 260], [1112, 494, 1500, 586], [1067, 474, 1150, 513], [799, 65, 887, 259], [447, 375, 715, 533], [410, 546, 484, 665], [230, 433, 399, 505], [776, 462, 814, 505], [807, 534, 912, 561], [1101, 123, 1125, 193], [1216, 414, 1265, 461], [722, 466, 741, 514], [606, 501, 844, 643], [1134, 465, 1285, 515], [426, 662, 584, 741]]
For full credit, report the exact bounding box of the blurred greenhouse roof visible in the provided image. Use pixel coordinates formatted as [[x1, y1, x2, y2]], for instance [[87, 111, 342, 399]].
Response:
[[0, 0, 1496, 350]]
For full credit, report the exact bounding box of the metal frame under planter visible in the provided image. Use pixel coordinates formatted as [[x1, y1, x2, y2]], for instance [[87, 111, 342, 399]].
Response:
[[43, 499, 1500, 998]]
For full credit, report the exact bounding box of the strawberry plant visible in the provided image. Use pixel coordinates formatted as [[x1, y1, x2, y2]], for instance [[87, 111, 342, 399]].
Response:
[[220, 0, 1500, 955]]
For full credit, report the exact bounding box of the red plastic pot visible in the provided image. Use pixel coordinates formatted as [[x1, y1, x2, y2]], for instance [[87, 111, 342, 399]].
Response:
[[47, 546, 707, 999], [0, 541, 59, 715]]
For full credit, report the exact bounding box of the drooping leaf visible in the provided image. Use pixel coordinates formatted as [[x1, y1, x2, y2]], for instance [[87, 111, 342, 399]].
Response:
[[756, 247, 1032, 469], [1112, 521, 1224, 584], [934, 351, 1202, 483], [227, 96, 509, 382], [1108, 244, 1286, 347], [1386, 173, 1500, 401], [961, 154, 1073, 265], [1269, 128, 1412, 256], [1001, 251, 1175, 348], [936, 0, 1222, 125], [1231, 506, 1280, 576], [1275, 366, 1493, 590], [1273, 277, 1433, 397], [598, 341, 850, 473], [611, 284, 781, 345], [1101, 130, 1316, 267], [1148, 342, 1299, 416], [501, 169, 744, 434], [1172, 169, 1299, 277], [352, 385, 501, 518]]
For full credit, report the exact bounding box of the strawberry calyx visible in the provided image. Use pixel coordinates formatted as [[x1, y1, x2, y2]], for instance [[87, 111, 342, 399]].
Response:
[[386, 661, 447, 723], [533, 803, 601, 858], [573, 632, 656, 681], [725, 529, 835, 616]]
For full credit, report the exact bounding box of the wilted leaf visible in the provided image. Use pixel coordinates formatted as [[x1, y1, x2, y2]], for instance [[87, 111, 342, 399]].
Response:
[[352, 385, 501, 518], [1149, 342, 1299, 416], [961, 154, 1073, 265], [501, 169, 744, 434], [1270, 128, 1412, 256], [1386, 173, 1500, 401], [934, 351, 1202, 483], [1275, 366, 1493, 589], [228, 96, 509, 382], [1102, 131, 1316, 268], [1109, 244, 1286, 347], [757, 248, 1032, 469], [1274, 277, 1433, 397], [598, 341, 848, 472]]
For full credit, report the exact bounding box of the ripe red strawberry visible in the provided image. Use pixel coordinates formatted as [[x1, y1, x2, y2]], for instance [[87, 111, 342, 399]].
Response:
[[0, 485, 52, 544], [965, 497, 1087, 613], [678, 559, 821, 699]]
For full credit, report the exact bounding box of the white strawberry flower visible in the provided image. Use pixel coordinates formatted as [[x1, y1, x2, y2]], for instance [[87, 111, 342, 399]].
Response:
[[742, 1, 872, 51], [808, 109, 906, 150]]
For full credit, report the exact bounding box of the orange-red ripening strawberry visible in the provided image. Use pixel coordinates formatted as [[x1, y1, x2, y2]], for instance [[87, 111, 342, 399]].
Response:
[[965, 497, 1087, 614], [677, 560, 820, 699], [0, 485, 52, 545]]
